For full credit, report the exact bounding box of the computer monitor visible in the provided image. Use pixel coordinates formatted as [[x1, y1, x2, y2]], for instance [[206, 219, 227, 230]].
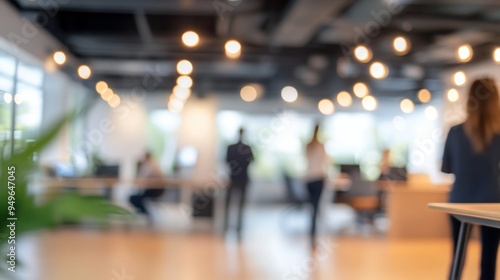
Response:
[[94, 165, 119, 178], [339, 164, 360, 174], [54, 163, 76, 178]]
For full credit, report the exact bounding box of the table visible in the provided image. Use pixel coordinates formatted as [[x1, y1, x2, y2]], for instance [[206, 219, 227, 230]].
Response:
[[39, 176, 229, 222], [41, 177, 119, 188], [40, 177, 212, 189], [428, 203, 500, 280], [39, 177, 121, 200], [386, 185, 449, 238]]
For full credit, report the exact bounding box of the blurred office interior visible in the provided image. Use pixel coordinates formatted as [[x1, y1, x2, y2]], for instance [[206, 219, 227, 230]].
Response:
[[1, 0, 500, 279]]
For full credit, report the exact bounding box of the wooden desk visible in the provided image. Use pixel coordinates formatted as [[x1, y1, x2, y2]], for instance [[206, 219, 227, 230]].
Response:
[[39, 176, 229, 224], [132, 178, 224, 189], [41, 177, 120, 189], [428, 203, 500, 280], [40, 177, 216, 189], [39, 177, 121, 200], [386, 184, 450, 238], [40, 175, 228, 189]]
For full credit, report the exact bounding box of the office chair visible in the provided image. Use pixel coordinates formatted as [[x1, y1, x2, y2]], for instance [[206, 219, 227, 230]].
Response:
[[280, 173, 309, 231], [339, 166, 381, 225]]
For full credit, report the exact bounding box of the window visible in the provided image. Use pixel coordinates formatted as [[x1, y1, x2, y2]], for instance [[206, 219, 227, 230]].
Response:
[[14, 62, 44, 146], [0, 50, 15, 153], [0, 50, 45, 152]]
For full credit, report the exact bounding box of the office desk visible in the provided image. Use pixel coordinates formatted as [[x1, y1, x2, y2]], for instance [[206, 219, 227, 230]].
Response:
[[40, 177, 120, 200], [41, 177, 120, 189], [387, 185, 450, 238], [40, 176, 228, 222], [428, 203, 500, 280], [40, 176, 226, 203], [40, 177, 214, 189]]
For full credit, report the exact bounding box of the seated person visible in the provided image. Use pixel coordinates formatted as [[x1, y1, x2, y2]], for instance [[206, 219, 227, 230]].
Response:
[[377, 149, 407, 186], [378, 149, 392, 181], [376, 149, 407, 213], [129, 152, 164, 222]]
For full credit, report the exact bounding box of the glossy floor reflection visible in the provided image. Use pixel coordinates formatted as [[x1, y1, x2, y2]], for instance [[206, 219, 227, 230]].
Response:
[[16, 205, 497, 280]]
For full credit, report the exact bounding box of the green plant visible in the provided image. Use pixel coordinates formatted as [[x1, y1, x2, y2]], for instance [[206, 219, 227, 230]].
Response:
[[0, 104, 131, 274]]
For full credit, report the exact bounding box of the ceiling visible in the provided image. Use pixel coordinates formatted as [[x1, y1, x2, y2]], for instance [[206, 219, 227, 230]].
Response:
[[9, 0, 500, 101]]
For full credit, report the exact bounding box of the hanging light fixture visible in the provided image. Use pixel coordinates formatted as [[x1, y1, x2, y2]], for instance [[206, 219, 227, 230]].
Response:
[[225, 40, 241, 59], [182, 31, 199, 47], [393, 36, 410, 55], [354, 46, 372, 63], [456, 44, 473, 62], [318, 99, 335, 115], [53, 51, 66, 65], [362, 96, 378, 111]]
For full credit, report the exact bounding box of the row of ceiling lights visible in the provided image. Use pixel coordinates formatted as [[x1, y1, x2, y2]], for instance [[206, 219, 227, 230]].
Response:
[[455, 43, 500, 63], [178, 32, 395, 114], [346, 37, 433, 115], [349, 36, 492, 116], [52, 43, 229, 113], [356, 36, 500, 105], [239, 81, 433, 115], [168, 61, 194, 113], [182, 30, 242, 59], [447, 70, 466, 103], [50, 33, 471, 114], [52, 51, 121, 108], [167, 59, 194, 113], [167, 31, 243, 113], [355, 36, 500, 64]]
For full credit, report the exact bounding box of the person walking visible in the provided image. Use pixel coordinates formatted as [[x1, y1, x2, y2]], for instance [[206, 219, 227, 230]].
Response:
[[305, 123, 329, 250]]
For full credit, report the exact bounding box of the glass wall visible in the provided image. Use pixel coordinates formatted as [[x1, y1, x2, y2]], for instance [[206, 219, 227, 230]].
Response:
[[15, 62, 44, 144], [0, 50, 15, 155], [216, 110, 435, 181], [0, 49, 44, 155], [217, 111, 315, 180], [147, 110, 181, 173]]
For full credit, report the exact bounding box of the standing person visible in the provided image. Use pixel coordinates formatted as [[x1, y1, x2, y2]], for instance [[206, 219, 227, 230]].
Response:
[[442, 78, 500, 280], [224, 128, 254, 238], [129, 152, 165, 223], [305, 123, 329, 250]]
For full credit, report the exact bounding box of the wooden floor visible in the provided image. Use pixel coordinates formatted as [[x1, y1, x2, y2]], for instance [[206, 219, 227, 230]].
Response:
[[13, 205, 500, 280]]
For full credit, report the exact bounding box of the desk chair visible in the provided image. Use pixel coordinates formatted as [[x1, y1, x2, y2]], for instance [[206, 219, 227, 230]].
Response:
[[338, 167, 381, 225], [285, 174, 308, 205], [281, 174, 308, 230], [281, 175, 337, 234]]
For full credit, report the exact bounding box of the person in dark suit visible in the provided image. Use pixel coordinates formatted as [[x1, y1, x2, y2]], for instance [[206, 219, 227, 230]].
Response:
[[442, 78, 500, 280], [224, 128, 254, 237]]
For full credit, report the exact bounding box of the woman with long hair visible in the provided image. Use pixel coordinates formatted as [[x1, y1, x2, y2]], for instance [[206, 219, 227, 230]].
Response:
[[442, 78, 500, 280], [305, 123, 329, 250]]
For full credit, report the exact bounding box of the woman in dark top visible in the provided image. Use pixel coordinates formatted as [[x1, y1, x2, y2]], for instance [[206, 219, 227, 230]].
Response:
[[442, 78, 500, 280]]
